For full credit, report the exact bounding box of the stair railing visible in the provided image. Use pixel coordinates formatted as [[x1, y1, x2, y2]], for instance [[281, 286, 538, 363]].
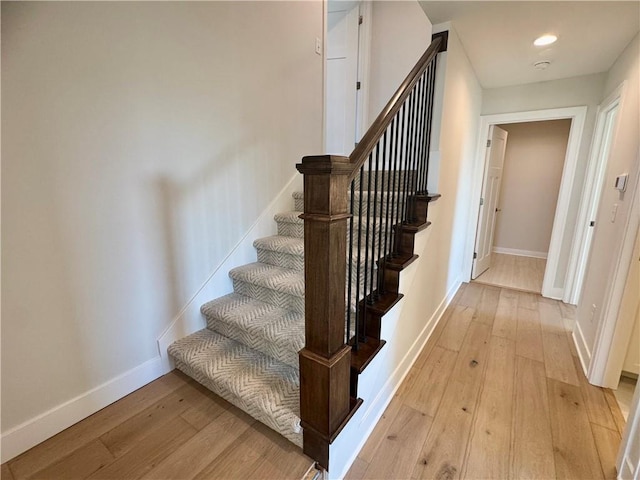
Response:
[[296, 32, 447, 470]]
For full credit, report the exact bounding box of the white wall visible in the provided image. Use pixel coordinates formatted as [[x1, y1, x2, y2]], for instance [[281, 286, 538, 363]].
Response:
[[575, 34, 640, 368], [494, 120, 571, 256], [1, 0, 323, 451], [620, 230, 639, 375], [330, 25, 483, 478], [482, 74, 605, 289], [367, 1, 432, 126]]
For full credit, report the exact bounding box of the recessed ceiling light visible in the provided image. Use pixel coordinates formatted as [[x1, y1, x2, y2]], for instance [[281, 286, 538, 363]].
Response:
[[534, 61, 551, 70], [534, 34, 558, 47]]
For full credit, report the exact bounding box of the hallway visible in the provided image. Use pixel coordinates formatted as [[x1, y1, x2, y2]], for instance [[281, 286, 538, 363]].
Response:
[[3, 283, 625, 480], [473, 253, 546, 293], [346, 282, 624, 480]]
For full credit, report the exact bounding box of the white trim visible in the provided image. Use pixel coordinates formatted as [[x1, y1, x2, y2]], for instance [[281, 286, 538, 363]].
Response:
[[588, 159, 640, 388], [355, 0, 371, 141], [330, 274, 462, 480], [617, 375, 640, 479], [544, 287, 565, 301], [492, 247, 548, 259], [322, 0, 328, 152], [1, 356, 164, 463], [573, 319, 592, 376], [564, 83, 626, 304], [360, 275, 462, 425], [1, 173, 304, 464], [156, 173, 303, 371], [464, 106, 588, 301]]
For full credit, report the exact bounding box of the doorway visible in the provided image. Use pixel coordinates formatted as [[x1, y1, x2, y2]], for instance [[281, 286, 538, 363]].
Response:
[[465, 106, 588, 301], [472, 119, 572, 294], [325, 0, 370, 155]]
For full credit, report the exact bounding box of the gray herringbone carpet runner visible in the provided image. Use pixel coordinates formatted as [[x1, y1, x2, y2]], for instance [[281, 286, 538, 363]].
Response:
[[168, 193, 308, 446], [169, 181, 398, 447]]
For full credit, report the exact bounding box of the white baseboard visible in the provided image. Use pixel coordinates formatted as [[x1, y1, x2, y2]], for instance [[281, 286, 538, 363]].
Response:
[[360, 274, 462, 425], [573, 320, 591, 375], [1, 355, 165, 463], [156, 172, 303, 372], [330, 274, 463, 480], [542, 286, 564, 301], [492, 247, 548, 259], [1, 174, 303, 464]]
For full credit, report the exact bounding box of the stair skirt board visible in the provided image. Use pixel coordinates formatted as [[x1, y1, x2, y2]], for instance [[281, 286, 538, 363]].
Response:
[[168, 190, 397, 450], [169, 329, 303, 447]]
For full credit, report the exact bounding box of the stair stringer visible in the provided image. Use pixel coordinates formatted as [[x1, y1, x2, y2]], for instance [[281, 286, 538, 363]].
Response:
[[328, 214, 464, 479]]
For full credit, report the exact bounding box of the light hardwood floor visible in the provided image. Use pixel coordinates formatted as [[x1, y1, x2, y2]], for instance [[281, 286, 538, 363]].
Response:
[[346, 283, 625, 480], [3, 283, 624, 480], [474, 253, 546, 293], [2, 371, 314, 480]]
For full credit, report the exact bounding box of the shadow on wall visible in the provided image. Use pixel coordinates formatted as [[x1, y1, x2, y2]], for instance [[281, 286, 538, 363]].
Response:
[[154, 136, 283, 327]]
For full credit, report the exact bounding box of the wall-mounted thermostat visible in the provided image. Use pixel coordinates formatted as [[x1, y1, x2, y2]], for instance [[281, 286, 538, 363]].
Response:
[[615, 173, 628, 192]]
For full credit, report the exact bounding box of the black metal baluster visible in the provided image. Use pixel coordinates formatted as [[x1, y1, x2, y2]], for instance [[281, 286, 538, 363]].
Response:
[[396, 102, 409, 251], [361, 154, 373, 340], [383, 118, 395, 268], [401, 91, 415, 224], [379, 130, 389, 294], [415, 73, 428, 196], [410, 79, 423, 222], [416, 69, 428, 194], [370, 142, 381, 302], [390, 111, 401, 257], [354, 166, 365, 350], [423, 61, 437, 192], [346, 179, 355, 344]]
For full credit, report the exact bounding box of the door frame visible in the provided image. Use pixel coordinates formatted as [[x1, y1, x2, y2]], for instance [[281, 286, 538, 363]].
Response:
[[355, 1, 371, 142], [324, 0, 371, 154], [588, 160, 640, 387], [464, 106, 588, 299], [564, 83, 626, 304], [472, 125, 508, 279]]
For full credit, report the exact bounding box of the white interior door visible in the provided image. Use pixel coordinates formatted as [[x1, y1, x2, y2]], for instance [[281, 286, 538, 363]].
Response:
[[566, 99, 620, 303], [325, 2, 360, 155], [472, 125, 508, 279]]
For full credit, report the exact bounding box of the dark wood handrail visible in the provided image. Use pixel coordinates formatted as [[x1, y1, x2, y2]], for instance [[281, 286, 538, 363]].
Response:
[[347, 36, 442, 180], [295, 32, 446, 470]]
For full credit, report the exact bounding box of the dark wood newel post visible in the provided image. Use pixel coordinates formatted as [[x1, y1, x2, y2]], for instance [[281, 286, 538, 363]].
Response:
[[296, 155, 353, 470]]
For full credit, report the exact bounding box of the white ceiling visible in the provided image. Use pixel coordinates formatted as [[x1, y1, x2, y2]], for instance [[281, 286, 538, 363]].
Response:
[[419, 1, 640, 88]]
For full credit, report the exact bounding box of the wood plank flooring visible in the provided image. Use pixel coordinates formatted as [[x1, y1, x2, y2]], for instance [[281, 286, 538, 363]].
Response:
[[3, 283, 624, 480], [474, 253, 546, 293], [3, 371, 313, 480], [346, 282, 625, 480]]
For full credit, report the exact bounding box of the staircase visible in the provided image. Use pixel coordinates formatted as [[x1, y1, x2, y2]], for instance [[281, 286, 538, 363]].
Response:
[[169, 198, 306, 446], [168, 190, 388, 447], [169, 32, 447, 471]]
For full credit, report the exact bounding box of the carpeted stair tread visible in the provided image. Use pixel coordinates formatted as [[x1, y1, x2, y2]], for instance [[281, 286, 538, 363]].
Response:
[[229, 262, 305, 297], [275, 212, 304, 238], [230, 262, 305, 313], [274, 211, 303, 224], [201, 293, 304, 368], [254, 235, 304, 256], [254, 235, 305, 271], [169, 329, 302, 447]]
